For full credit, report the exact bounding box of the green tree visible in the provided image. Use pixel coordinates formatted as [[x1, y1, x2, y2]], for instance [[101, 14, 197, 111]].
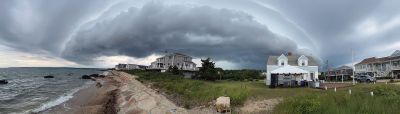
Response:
[[167, 65, 182, 75], [195, 58, 218, 81]]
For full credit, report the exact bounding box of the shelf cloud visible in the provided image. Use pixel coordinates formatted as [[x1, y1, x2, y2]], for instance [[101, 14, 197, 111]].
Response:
[[62, 2, 298, 68]]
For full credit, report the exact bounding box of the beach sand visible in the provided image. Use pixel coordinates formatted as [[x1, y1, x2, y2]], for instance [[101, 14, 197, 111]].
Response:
[[38, 70, 227, 114], [38, 71, 192, 114], [112, 71, 188, 114], [39, 72, 120, 114]]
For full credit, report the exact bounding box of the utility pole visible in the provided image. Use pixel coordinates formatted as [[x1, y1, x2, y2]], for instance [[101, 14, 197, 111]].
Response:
[[352, 49, 356, 85], [342, 69, 344, 83], [326, 60, 329, 81]]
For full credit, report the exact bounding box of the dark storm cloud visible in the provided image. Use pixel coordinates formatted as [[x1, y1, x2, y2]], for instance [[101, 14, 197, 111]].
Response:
[[2, 0, 400, 69], [0, 0, 112, 54], [62, 2, 298, 68], [261, 0, 400, 67]]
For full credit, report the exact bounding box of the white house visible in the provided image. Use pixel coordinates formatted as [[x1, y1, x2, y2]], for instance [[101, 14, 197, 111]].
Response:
[[266, 53, 319, 87], [355, 50, 400, 78], [115, 64, 147, 70], [149, 53, 197, 71]]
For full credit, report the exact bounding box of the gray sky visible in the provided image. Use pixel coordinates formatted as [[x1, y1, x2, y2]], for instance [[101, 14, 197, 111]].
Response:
[[1, 0, 400, 69]]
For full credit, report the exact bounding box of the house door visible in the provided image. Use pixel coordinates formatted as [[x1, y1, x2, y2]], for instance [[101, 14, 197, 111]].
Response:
[[310, 73, 314, 81], [270, 74, 278, 88]]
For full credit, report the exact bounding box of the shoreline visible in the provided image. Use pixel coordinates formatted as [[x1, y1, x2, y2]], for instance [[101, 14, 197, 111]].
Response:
[[31, 81, 95, 113], [37, 71, 218, 114], [37, 72, 120, 114]]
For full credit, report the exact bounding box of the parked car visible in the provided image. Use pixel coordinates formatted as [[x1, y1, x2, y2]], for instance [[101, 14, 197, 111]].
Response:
[[356, 75, 376, 83]]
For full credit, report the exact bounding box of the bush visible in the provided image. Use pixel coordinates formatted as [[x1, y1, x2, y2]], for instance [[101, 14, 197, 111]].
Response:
[[221, 69, 263, 81], [372, 85, 400, 96], [285, 95, 321, 114], [167, 66, 183, 75]]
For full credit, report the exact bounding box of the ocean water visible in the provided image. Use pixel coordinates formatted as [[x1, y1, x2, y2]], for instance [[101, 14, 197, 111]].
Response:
[[0, 67, 103, 114]]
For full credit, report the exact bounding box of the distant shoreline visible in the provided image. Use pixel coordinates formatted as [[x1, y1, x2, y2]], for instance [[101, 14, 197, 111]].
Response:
[[4, 67, 106, 69]]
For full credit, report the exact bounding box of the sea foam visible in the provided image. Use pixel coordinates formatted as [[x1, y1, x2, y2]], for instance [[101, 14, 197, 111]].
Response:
[[31, 81, 94, 113]]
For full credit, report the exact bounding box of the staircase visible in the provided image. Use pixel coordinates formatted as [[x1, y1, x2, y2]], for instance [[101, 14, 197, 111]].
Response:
[[392, 66, 400, 70], [377, 70, 392, 77]]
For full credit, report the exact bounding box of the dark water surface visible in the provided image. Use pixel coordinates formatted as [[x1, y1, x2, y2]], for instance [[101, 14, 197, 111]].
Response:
[[0, 67, 102, 114]]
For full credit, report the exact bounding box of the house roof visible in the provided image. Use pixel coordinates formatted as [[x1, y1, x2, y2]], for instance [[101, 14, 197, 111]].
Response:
[[333, 66, 352, 70], [356, 57, 377, 65], [356, 52, 400, 65], [391, 50, 400, 57], [267, 55, 318, 66], [157, 53, 192, 59]]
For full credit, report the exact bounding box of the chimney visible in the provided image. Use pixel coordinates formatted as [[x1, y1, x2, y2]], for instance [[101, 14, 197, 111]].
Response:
[[288, 52, 292, 56]]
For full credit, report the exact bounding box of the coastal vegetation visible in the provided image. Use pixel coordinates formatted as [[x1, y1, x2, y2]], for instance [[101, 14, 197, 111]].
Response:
[[166, 66, 183, 75], [221, 69, 264, 81], [123, 59, 400, 113], [124, 70, 315, 108], [193, 58, 219, 81], [125, 69, 400, 113], [274, 84, 400, 114]]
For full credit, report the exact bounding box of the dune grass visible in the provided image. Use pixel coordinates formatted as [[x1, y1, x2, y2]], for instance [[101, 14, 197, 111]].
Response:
[[273, 84, 400, 114], [124, 70, 400, 113], [124, 70, 315, 108]]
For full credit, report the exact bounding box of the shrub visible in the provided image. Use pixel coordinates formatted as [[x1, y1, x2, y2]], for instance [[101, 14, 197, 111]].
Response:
[[372, 85, 400, 96], [285, 95, 321, 114], [221, 69, 263, 81]]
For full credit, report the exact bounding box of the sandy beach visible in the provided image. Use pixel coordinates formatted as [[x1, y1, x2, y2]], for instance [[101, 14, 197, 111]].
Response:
[[38, 71, 191, 114], [39, 71, 121, 114]]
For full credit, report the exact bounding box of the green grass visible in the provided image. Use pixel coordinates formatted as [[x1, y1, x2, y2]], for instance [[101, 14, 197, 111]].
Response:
[[273, 84, 400, 114], [124, 70, 400, 113]]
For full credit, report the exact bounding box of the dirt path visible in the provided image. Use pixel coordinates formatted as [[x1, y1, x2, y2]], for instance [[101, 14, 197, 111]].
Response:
[[113, 71, 188, 114], [240, 98, 282, 114]]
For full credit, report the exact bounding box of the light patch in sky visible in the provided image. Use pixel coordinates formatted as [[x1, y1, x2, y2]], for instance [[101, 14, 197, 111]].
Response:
[[192, 58, 238, 69], [374, 41, 400, 53], [93, 54, 162, 68], [357, 16, 400, 37], [0, 46, 79, 68]]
